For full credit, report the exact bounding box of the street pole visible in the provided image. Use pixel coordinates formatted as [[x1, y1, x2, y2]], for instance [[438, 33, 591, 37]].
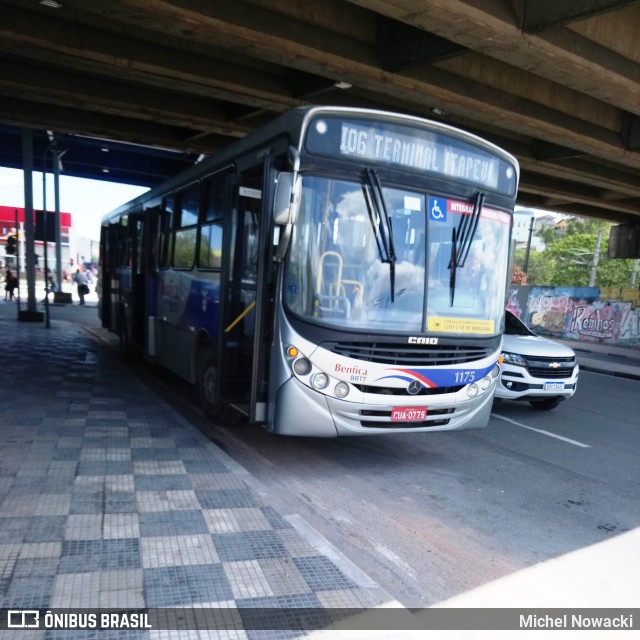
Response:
[[522, 216, 535, 273], [53, 148, 64, 293], [20, 127, 43, 321], [631, 258, 639, 287], [43, 152, 50, 328], [589, 228, 604, 287]]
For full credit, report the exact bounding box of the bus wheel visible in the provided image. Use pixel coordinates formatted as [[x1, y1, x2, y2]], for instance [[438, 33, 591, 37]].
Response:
[[197, 347, 244, 426]]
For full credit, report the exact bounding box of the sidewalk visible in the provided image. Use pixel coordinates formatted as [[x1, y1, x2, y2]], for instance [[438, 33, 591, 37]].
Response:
[[555, 337, 640, 381], [0, 300, 398, 638]]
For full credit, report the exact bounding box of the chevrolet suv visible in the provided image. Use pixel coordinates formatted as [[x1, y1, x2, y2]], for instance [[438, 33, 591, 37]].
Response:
[[495, 310, 579, 410]]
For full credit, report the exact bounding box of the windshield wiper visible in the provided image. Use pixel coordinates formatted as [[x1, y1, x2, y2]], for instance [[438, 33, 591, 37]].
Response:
[[448, 191, 485, 306], [448, 227, 458, 306], [363, 168, 396, 302], [457, 191, 485, 267]]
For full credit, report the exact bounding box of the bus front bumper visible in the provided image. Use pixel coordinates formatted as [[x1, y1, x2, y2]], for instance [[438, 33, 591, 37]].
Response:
[[271, 376, 495, 437]]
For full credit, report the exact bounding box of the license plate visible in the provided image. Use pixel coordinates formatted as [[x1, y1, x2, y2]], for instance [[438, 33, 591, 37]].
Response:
[[391, 407, 427, 422], [544, 382, 565, 391]]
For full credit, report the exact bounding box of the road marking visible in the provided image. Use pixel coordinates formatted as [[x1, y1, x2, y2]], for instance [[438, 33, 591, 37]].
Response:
[[373, 542, 418, 580], [492, 413, 591, 448], [286, 514, 381, 588]]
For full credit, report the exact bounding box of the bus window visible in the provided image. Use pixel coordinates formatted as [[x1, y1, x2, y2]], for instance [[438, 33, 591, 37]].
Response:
[[203, 173, 226, 222], [198, 173, 226, 269], [199, 223, 223, 269], [118, 217, 131, 267], [172, 228, 197, 269], [234, 204, 259, 284], [158, 197, 174, 268], [135, 218, 144, 275], [178, 183, 199, 227], [172, 184, 200, 269]]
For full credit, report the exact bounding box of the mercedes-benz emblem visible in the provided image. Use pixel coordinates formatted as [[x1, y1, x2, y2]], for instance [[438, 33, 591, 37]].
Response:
[[407, 380, 423, 395]]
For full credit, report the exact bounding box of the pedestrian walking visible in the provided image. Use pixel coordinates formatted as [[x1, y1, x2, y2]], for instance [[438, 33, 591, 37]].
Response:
[[4, 269, 18, 301], [73, 268, 89, 305], [43, 267, 58, 302]]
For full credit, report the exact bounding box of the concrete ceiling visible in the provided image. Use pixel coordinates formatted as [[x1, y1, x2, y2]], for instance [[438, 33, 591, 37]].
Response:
[[1, 0, 640, 222]]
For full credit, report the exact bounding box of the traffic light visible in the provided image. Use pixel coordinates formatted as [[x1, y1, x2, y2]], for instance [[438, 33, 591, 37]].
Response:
[[6, 234, 17, 255]]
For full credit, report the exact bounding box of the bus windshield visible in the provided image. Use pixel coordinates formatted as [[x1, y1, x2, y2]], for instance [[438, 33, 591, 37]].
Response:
[[284, 174, 510, 335]]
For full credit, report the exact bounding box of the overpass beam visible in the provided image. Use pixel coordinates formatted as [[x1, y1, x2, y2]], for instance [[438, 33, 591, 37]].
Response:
[[512, 0, 640, 33]]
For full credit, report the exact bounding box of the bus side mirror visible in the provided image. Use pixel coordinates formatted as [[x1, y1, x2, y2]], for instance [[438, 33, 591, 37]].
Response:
[[273, 172, 301, 225]]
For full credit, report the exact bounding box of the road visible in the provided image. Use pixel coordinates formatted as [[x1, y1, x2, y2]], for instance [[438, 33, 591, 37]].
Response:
[[143, 364, 639, 610]]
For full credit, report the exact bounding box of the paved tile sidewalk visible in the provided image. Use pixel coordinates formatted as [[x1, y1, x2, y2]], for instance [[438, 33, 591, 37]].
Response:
[[0, 316, 390, 639]]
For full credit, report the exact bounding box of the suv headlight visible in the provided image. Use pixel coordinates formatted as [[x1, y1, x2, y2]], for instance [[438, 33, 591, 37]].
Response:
[[501, 352, 528, 367]]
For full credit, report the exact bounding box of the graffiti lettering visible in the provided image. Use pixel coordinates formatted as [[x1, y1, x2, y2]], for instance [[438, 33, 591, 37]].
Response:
[[620, 308, 640, 342], [528, 293, 573, 314], [511, 286, 640, 348], [570, 306, 616, 339]]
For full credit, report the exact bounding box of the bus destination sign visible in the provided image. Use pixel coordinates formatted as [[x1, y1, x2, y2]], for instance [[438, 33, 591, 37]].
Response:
[[306, 116, 516, 194]]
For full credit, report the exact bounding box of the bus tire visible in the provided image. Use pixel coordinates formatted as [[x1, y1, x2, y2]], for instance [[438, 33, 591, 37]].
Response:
[[197, 346, 244, 426]]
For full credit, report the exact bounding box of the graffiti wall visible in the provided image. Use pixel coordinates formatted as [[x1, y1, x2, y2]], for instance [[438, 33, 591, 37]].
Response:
[[507, 286, 640, 348]]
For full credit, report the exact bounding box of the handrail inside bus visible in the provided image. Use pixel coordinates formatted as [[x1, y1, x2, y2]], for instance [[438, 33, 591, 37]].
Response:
[[224, 300, 256, 333]]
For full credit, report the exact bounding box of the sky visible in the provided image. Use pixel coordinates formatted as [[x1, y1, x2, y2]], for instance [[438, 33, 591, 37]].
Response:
[[0, 166, 148, 241]]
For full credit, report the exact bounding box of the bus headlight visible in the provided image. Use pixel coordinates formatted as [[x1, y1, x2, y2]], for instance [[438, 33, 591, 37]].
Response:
[[479, 376, 491, 391], [292, 358, 311, 375], [311, 372, 329, 389], [491, 364, 500, 378], [334, 382, 349, 398], [467, 383, 479, 398]]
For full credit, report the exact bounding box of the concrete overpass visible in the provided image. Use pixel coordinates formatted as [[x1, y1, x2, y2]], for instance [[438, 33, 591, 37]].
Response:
[[1, 0, 640, 224]]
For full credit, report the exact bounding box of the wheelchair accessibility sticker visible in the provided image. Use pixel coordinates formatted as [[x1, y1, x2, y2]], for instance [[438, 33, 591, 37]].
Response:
[[428, 197, 446, 223]]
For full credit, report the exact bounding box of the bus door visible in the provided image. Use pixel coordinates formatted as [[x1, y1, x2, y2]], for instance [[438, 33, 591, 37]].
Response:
[[219, 179, 267, 421], [99, 224, 112, 329], [103, 221, 122, 332], [126, 212, 146, 352], [142, 206, 162, 357]]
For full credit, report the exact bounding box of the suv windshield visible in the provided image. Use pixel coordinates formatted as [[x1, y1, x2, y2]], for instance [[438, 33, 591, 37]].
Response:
[[505, 310, 534, 336], [284, 174, 510, 335]]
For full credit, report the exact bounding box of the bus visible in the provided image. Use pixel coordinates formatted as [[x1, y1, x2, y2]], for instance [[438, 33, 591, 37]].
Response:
[[99, 106, 519, 436]]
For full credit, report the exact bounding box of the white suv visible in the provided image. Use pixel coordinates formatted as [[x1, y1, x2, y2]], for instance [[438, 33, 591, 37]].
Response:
[[495, 310, 579, 410]]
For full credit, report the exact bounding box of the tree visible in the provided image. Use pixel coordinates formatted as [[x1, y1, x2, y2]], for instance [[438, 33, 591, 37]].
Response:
[[537, 225, 559, 248], [565, 217, 611, 236], [516, 215, 637, 288], [545, 233, 596, 286], [534, 232, 636, 287]]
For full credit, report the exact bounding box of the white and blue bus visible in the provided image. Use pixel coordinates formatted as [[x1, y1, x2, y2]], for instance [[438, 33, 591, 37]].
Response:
[[99, 107, 519, 436]]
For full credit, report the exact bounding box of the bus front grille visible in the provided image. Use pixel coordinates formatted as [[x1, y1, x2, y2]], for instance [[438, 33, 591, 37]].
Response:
[[353, 383, 464, 395], [326, 341, 492, 366]]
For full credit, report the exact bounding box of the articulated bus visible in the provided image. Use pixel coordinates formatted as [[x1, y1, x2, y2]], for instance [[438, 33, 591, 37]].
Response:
[[99, 107, 519, 436]]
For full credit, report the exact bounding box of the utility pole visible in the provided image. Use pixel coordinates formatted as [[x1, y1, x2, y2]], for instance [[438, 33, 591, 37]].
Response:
[[589, 228, 604, 287], [522, 216, 535, 273]]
